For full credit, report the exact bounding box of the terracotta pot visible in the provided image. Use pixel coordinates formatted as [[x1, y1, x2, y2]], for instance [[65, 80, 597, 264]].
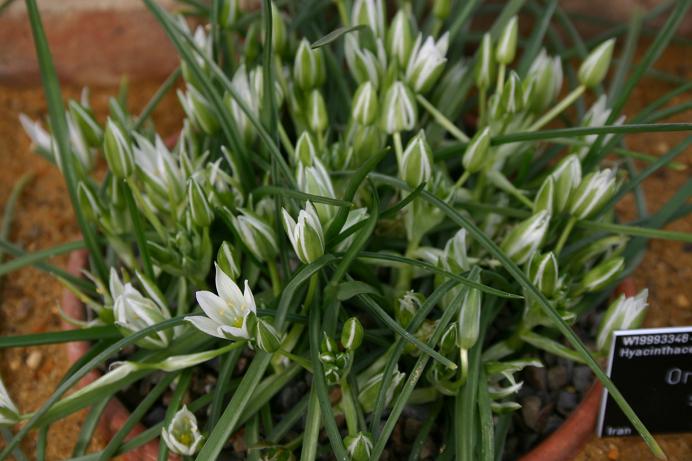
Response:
[[519, 278, 637, 461], [62, 249, 637, 461], [61, 249, 162, 461]]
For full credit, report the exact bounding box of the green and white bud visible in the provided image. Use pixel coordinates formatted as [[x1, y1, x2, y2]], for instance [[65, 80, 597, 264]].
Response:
[[0, 374, 19, 426], [113, 278, 172, 349], [217, 241, 240, 280], [218, 0, 239, 28], [351, 0, 385, 38], [579, 256, 624, 293], [571, 96, 626, 159], [396, 290, 422, 328], [270, 3, 286, 54], [533, 176, 554, 215], [78, 182, 104, 222], [68, 100, 103, 147], [188, 265, 257, 340], [400, 130, 433, 187], [254, 317, 282, 353], [442, 228, 470, 272], [352, 124, 384, 166], [462, 126, 491, 174], [358, 369, 405, 413], [103, 118, 134, 179], [341, 317, 364, 351], [352, 81, 379, 125], [524, 49, 563, 112], [296, 155, 336, 224], [380, 81, 417, 133], [499, 71, 524, 114], [578, 39, 615, 88], [439, 322, 457, 355], [405, 32, 449, 93], [549, 154, 582, 213], [281, 202, 325, 264], [187, 179, 213, 228], [295, 130, 318, 165], [500, 210, 551, 265], [305, 89, 328, 133], [495, 16, 518, 65], [294, 39, 326, 90], [457, 273, 482, 350], [232, 209, 279, 262], [178, 87, 219, 135], [387, 10, 415, 67], [527, 252, 559, 297], [344, 35, 383, 87], [475, 33, 495, 90], [596, 289, 648, 352], [161, 406, 204, 456], [19, 113, 52, 155], [321, 332, 338, 354], [569, 168, 619, 219], [335, 207, 370, 252], [345, 432, 373, 461]]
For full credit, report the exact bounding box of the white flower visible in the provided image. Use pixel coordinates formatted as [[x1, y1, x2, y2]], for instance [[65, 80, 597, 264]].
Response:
[[596, 289, 649, 351], [282, 202, 325, 264], [572, 95, 625, 159], [161, 406, 204, 456], [133, 133, 184, 203], [0, 374, 19, 426], [187, 264, 257, 340], [405, 32, 449, 93], [351, 0, 385, 38], [19, 114, 52, 153]]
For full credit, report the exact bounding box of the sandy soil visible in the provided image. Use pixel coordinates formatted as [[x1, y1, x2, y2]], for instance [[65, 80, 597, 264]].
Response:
[[0, 44, 689, 461]]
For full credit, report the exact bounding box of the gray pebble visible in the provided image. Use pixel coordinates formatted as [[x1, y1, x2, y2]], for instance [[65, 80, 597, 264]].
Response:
[[556, 390, 578, 416], [547, 366, 568, 390]]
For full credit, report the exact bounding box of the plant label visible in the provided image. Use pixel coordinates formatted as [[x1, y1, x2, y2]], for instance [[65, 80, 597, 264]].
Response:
[[597, 326, 692, 437]]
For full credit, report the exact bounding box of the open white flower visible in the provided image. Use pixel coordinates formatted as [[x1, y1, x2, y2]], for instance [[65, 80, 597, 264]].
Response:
[[187, 264, 257, 340], [161, 405, 204, 456]]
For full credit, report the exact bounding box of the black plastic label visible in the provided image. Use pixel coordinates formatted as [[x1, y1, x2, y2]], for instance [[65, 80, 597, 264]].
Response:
[[597, 326, 692, 437]]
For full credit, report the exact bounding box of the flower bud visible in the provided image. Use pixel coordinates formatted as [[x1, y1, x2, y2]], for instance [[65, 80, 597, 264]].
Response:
[[400, 130, 433, 187], [569, 168, 619, 219], [433, 0, 453, 20], [219, 0, 239, 29], [396, 290, 422, 328], [524, 49, 562, 112], [406, 33, 449, 93], [387, 10, 414, 67], [254, 317, 282, 353], [439, 322, 457, 355], [578, 39, 615, 88], [282, 202, 325, 264], [161, 406, 204, 455], [294, 130, 318, 165], [549, 154, 582, 213], [103, 118, 134, 179], [341, 317, 364, 351], [596, 289, 648, 352], [294, 39, 326, 90], [499, 71, 524, 114], [527, 252, 559, 297], [462, 126, 491, 174], [358, 369, 405, 412], [114, 283, 172, 349], [352, 124, 385, 166], [533, 176, 554, 215], [305, 89, 328, 133], [495, 16, 518, 65], [500, 210, 551, 265], [352, 81, 379, 125], [579, 256, 624, 293], [351, 0, 385, 38], [457, 274, 482, 350], [187, 179, 213, 228], [217, 241, 240, 280], [475, 33, 495, 90], [68, 100, 102, 147], [296, 156, 336, 224], [179, 87, 219, 135], [442, 228, 470, 272], [233, 209, 279, 262], [321, 332, 338, 354], [380, 81, 417, 133], [0, 375, 19, 426], [344, 35, 383, 87], [345, 432, 373, 461], [78, 182, 104, 222], [19, 113, 52, 154]]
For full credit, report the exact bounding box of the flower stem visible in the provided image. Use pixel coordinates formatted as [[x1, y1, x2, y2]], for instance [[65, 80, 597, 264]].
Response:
[[416, 94, 469, 142], [529, 85, 586, 131], [478, 87, 487, 127], [393, 131, 404, 171], [268, 260, 282, 296], [555, 216, 578, 255], [496, 63, 506, 93], [340, 377, 359, 436], [454, 170, 471, 189], [123, 179, 154, 280]]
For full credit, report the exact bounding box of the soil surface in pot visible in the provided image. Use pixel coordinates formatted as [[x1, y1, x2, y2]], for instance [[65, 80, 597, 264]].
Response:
[[0, 40, 690, 460]]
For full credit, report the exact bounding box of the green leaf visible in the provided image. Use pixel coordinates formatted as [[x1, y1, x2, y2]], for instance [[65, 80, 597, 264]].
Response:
[[336, 281, 379, 301], [0, 240, 85, 277], [311, 25, 366, 49], [253, 186, 353, 206], [0, 326, 120, 349]]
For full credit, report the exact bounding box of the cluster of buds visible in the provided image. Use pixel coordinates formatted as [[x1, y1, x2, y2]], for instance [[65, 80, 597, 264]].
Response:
[[319, 317, 364, 385]]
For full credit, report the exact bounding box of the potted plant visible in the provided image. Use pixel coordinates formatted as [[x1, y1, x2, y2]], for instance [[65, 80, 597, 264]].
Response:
[[1, 0, 690, 459]]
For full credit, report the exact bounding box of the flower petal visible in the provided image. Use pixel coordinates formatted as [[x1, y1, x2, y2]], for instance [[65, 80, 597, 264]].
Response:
[[214, 263, 244, 308], [194, 291, 229, 325], [185, 316, 226, 339]]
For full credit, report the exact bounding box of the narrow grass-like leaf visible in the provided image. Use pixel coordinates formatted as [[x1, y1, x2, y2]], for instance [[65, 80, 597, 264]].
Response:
[[517, 0, 557, 76], [253, 186, 353, 206], [0, 326, 119, 349], [72, 399, 110, 457], [133, 67, 181, 130], [0, 240, 85, 277], [311, 25, 366, 48], [478, 368, 494, 461]]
